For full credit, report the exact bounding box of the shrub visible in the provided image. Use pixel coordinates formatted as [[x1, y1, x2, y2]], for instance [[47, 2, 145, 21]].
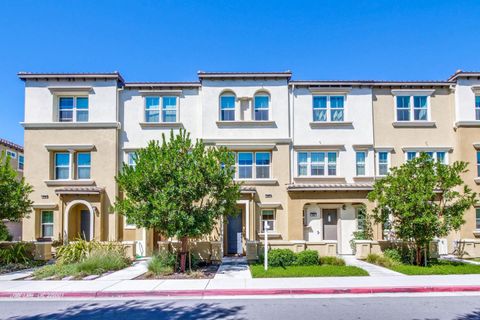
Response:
[[0, 223, 12, 241], [149, 251, 176, 275], [33, 263, 78, 279], [76, 249, 129, 275], [56, 239, 125, 264], [384, 248, 402, 262], [0, 242, 32, 264], [319, 256, 346, 266], [268, 249, 296, 267], [366, 253, 397, 268], [295, 250, 319, 266]]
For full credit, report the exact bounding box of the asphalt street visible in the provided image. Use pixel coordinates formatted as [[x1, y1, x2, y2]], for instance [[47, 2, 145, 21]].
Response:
[[2, 294, 480, 320]]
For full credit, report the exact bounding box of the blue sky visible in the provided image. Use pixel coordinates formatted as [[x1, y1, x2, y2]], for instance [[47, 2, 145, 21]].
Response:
[[1, 0, 480, 145]]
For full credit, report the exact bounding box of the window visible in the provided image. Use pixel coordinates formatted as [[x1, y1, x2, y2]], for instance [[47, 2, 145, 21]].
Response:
[[18, 154, 24, 171], [261, 209, 275, 232], [396, 95, 428, 122], [312, 96, 345, 122], [55, 153, 70, 180], [254, 95, 270, 121], [476, 208, 480, 230], [477, 151, 480, 177], [356, 151, 366, 176], [357, 206, 366, 231], [378, 152, 389, 176], [476, 96, 480, 121], [6, 150, 16, 159], [162, 96, 177, 122], [77, 153, 91, 179], [238, 152, 253, 179], [41, 211, 54, 238], [145, 97, 160, 122], [405, 151, 447, 164], [220, 95, 235, 121], [128, 152, 137, 168], [124, 216, 136, 229], [58, 97, 88, 122], [297, 151, 337, 177], [255, 152, 271, 179]]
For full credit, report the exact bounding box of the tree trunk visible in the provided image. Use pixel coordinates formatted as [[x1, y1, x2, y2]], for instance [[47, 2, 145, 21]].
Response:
[[415, 245, 422, 266], [180, 236, 188, 273]]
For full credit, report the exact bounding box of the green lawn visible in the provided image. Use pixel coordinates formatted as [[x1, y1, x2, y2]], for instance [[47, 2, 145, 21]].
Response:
[[250, 264, 368, 278], [389, 260, 480, 275]]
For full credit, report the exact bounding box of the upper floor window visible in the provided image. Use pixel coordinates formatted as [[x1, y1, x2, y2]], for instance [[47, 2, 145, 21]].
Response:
[[378, 151, 389, 176], [127, 152, 137, 168], [396, 96, 428, 122], [312, 96, 344, 122], [162, 96, 177, 122], [145, 96, 178, 123], [236, 151, 271, 179], [6, 150, 16, 159], [476, 208, 480, 230], [220, 94, 235, 121], [297, 151, 337, 177], [356, 151, 366, 176], [477, 151, 480, 177], [59, 97, 88, 122], [476, 96, 480, 120], [145, 97, 160, 122], [406, 151, 447, 164], [55, 153, 70, 180], [18, 154, 24, 171], [254, 94, 270, 121], [77, 153, 91, 179]]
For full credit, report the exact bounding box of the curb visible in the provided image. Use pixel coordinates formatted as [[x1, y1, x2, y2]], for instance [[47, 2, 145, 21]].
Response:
[[2, 286, 480, 299]]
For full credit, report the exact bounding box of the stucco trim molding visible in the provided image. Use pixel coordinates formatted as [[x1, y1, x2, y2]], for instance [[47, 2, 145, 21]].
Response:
[[309, 121, 353, 129], [455, 121, 480, 128], [235, 179, 278, 186], [48, 86, 93, 94], [374, 146, 395, 151], [257, 202, 283, 209], [391, 89, 435, 96], [474, 178, 480, 185], [139, 122, 184, 128], [216, 120, 277, 128], [22, 122, 121, 129], [352, 144, 374, 150], [401, 146, 453, 152], [138, 89, 183, 96], [44, 180, 95, 187], [309, 87, 352, 95], [471, 86, 480, 94], [216, 143, 275, 150], [392, 121, 436, 128], [45, 144, 95, 151], [32, 203, 58, 210], [294, 144, 345, 151], [203, 138, 292, 145]]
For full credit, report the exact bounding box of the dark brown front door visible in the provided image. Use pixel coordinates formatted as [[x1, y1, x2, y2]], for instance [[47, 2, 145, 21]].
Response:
[[323, 209, 338, 240]]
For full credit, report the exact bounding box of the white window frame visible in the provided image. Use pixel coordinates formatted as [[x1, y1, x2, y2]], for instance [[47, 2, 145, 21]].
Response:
[[394, 95, 430, 122], [144, 96, 161, 123], [476, 95, 480, 121], [476, 207, 480, 230], [254, 152, 271, 179], [404, 150, 448, 164], [219, 94, 236, 121], [18, 154, 24, 171], [253, 94, 270, 121], [76, 152, 91, 180], [6, 150, 16, 159], [355, 151, 366, 176], [377, 151, 390, 176], [296, 151, 338, 177], [54, 152, 71, 180], [127, 152, 137, 168], [356, 206, 366, 231], [58, 96, 89, 122], [235, 152, 271, 180], [477, 151, 480, 178], [312, 95, 345, 122], [260, 209, 276, 232], [41, 210, 54, 238], [161, 96, 178, 123]]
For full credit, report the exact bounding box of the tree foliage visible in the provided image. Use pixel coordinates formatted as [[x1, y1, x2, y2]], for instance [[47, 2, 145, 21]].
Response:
[[368, 153, 477, 265], [0, 151, 33, 223], [114, 130, 240, 271]]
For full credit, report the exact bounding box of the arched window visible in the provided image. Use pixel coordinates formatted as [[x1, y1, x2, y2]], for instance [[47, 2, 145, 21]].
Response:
[[219, 92, 236, 121], [254, 92, 270, 121]]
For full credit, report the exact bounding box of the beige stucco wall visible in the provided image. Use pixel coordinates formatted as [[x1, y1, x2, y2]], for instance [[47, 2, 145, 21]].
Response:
[[22, 128, 118, 242]]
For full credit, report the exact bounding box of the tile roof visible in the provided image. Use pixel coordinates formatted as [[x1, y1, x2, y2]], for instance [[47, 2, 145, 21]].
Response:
[[0, 138, 23, 152], [18, 72, 124, 83], [198, 71, 292, 79], [287, 183, 373, 191], [240, 185, 257, 193], [55, 186, 104, 195]]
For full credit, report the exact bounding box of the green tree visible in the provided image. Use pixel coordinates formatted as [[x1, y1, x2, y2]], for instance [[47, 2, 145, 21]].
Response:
[[0, 151, 33, 239], [114, 130, 240, 272], [368, 153, 477, 265]]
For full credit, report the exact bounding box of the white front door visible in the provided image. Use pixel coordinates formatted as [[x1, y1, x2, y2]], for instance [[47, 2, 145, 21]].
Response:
[[304, 205, 322, 241]]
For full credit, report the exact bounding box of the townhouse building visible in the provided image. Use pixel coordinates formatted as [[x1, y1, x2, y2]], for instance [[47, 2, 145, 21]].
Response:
[[18, 70, 480, 258]]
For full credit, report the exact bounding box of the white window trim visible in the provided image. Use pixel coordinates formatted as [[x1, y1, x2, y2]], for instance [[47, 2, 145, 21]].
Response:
[[260, 209, 276, 232], [253, 94, 270, 121], [394, 95, 431, 122], [403, 150, 449, 164], [377, 151, 390, 176], [18, 154, 24, 171], [161, 96, 178, 123], [127, 151, 137, 168], [76, 152, 91, 180], [356, 206, 366, 231], [219, 94, 236, 121], [54, 152, 71, 180], [312, 95, 346, 122], [235, 151, 272, 180], [6, 150, 16, 159], [355, 151, 367, 176], [57, 96, 89, 122], [296, 151, 338, 177], [475, 95, 480, 121], [41, 210, 54, 238]]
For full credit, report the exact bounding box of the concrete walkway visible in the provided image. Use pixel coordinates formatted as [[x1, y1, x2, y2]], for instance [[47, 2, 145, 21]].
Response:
[[214, 256, 252, 279], [0, 269, 34, 281], [442, 255, 480, 265], [95, 259, 150, 281], [342, 255, 404, 277]]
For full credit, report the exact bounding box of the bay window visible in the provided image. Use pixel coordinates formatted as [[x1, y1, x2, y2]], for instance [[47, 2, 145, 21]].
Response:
[[297, 151, 337, 177]]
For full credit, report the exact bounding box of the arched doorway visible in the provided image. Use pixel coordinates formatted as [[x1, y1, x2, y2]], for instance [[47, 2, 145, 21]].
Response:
[[64, 200, 94, 242]]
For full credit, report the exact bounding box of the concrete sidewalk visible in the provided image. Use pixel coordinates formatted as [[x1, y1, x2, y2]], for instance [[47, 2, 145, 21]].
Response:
[[2, 274, 480, 299], [343, 255, 404, 277]]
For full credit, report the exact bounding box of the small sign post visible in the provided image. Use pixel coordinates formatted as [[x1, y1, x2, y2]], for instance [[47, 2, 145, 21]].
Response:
[[264, 221, 269, 271]]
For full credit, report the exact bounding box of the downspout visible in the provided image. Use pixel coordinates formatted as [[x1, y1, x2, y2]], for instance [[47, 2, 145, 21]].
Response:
[[115, 84, 124, 242]]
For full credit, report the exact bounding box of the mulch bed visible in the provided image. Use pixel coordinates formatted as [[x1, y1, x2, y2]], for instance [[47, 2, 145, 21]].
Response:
[[137, 263, 219, 280]]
